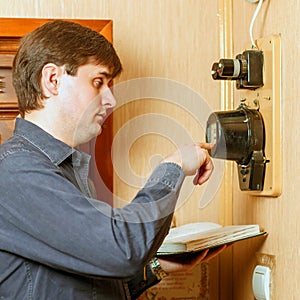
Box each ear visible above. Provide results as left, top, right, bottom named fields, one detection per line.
left=40, top=63, right=63, bottom=97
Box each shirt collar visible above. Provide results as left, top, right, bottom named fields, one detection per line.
left=14, top=118, right=78, bottom=165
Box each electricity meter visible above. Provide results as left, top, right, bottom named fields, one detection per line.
left=206, top=103, right=267, bottom=191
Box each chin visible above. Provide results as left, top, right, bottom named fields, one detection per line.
left=76, top=128, right=101, bottom=146
left=89, top=124, right=102, bottom=138
left=97, top=127, right=103, bottom=136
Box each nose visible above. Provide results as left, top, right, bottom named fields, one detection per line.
left=101, top=87, right=116, bottom=108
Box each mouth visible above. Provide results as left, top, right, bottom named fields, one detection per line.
left=96, top=112, right=107, bottom=124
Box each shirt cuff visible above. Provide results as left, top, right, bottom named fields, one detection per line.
left=145, top=162, right=185, bottom=191
left=126, top=264, right=161, bottom=299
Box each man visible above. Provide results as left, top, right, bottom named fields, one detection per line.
left=0, top=20, right=225, bottom=299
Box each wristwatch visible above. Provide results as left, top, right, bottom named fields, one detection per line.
left=149, top=257, right=168, bottom=281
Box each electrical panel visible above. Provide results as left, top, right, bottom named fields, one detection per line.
left=207, top=35, right=281, bottom=196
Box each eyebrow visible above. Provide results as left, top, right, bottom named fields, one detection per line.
left=98, top=71, right=113, bottom=79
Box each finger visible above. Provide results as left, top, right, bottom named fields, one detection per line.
left=193, top=155, right=214, bottom=185
left=186, top=249, right=210, bottom=267
left=194, top=164, right=213, bottom=185
left=196, top=142, right=215, bottom=150
left=194, top=249, right=209, bottom=262
left=203, top=245, right=227, bottom=261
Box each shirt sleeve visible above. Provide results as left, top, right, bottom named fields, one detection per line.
left=126, top=263, right=161, bottom=299
left=0, top=150, right=185, bottom=279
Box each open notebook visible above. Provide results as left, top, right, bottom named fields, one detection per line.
left=157, top=222, right=267, bottom=255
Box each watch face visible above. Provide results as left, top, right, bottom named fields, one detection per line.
left=150, top=258, right=168, bottom=280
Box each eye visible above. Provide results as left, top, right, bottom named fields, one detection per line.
left=94, top=79, right=103, bottom=89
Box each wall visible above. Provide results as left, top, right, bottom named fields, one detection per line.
left=0, top=0, right=223, bottom=298
left=230, top=0, right=300, bottom=299
left=2, top=0, right=298, bottom=299
left=0, top=0, right=221, bottom=216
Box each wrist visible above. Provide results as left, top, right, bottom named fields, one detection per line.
left=161, top=161, right=185, bottom=177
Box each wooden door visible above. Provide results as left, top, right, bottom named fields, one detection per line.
left=0, top=18, right=114, bottom=204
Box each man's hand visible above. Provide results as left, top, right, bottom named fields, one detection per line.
left=157, top=245, right=227, bottom=274
left=163, top=143, right=214, bottom=185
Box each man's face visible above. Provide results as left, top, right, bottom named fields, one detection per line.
left=57, top=63, right=116, bottom=146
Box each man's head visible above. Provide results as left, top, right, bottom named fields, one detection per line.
left=13, top=20, right=122, bottom=118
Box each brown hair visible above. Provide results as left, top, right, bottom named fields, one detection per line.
left=13, top=20, right=123, bottom=117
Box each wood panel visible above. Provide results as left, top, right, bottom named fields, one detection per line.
left=0, top=1, right=224, bottom=299
left=0, top=18, right=114, bottom=205
left=230, top=1, right=300, bottom=299
left=0, top=18, right=112, bottom=145
left=0, top=18, right=112, bottom=39
left=2, top=1, right=298, bottom=298
left=0, top=48, right=19, bottom=141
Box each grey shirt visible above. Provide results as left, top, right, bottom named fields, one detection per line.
left=0, top=118, right=185, bottom=299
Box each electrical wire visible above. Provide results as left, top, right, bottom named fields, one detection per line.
left=249, top=0, right=264, bottom=49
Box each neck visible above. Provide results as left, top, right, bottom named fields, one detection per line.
left=24, top=110, right=77, bottom=147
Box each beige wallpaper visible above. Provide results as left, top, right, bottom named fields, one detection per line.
left=231, top=0, right=300, bottom=299
left=0, top=0, right=222, bottom=223
left=3, top=0, right=298, bottom=298
left=0, top=2, right=224, bottom=299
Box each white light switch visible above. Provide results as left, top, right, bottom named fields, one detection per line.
left=252, top=265, right=271, bottom=300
